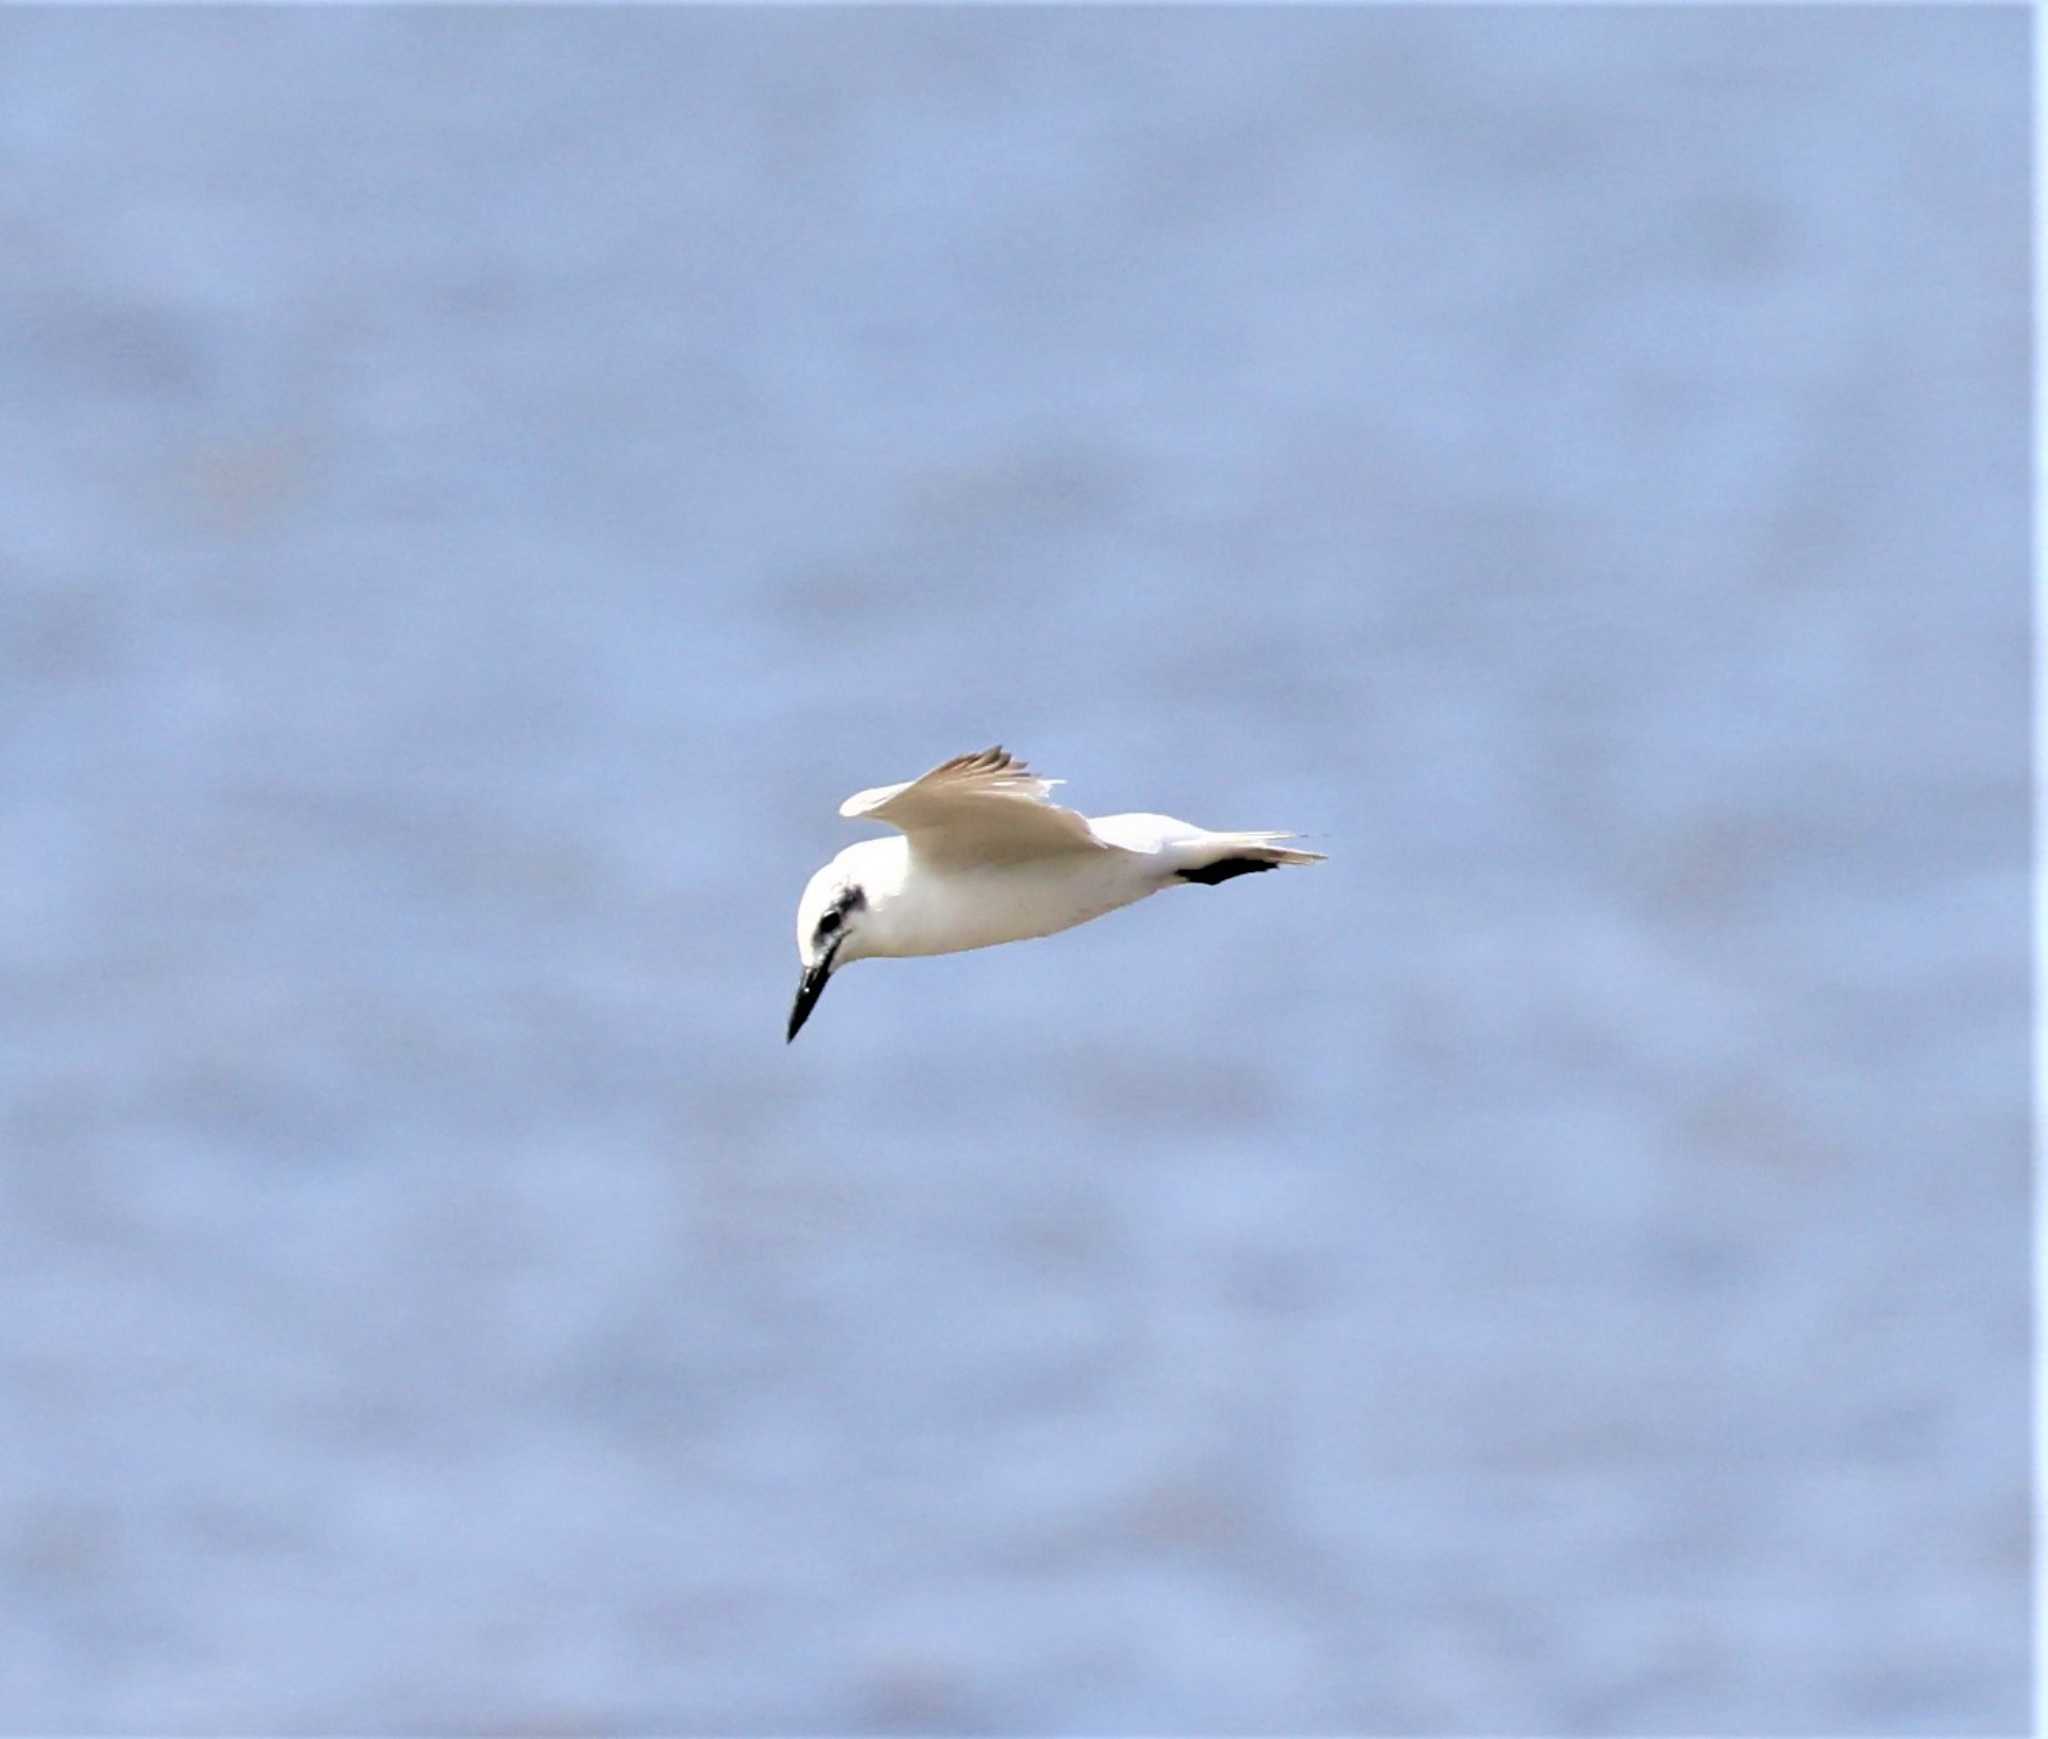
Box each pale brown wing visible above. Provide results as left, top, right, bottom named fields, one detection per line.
left=839, top=746, right=1107, bottom=863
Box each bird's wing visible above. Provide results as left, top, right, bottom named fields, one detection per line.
left=839, top=746, right=1109, bottom=863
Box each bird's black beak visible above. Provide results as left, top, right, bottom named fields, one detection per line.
left=786, top=955, right=835, bottom=1043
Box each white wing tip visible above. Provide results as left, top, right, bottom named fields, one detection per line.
left=838, top=785, right=894, bottom=819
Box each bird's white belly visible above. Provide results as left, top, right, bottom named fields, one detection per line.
left=889, top=856, right=1153, bottom=957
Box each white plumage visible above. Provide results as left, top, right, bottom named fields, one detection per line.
left=787, top=747, right=1323, bottom=1041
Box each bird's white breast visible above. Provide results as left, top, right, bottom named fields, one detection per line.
left=871, top=848, right=1155, bottom=959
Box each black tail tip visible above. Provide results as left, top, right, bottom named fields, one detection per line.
left=1177, top=855, right=1281, bottom=886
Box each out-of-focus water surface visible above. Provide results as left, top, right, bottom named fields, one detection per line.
left=0, top=10, right=2027, bottom=1733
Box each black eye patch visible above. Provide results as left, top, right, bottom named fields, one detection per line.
left=816, top=910, right=842, bottom=935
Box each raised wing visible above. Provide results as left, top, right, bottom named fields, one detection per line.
left=839, top=746, right=1107, bottom=863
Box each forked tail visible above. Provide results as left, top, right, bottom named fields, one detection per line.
left=1173, top=830, right=1325, bottom=886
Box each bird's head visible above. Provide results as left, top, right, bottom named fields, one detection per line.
left=788, top=861, right=869, bottom=1042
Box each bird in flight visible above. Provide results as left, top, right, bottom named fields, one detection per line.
left=788, top=746, right=1323, bottom=1041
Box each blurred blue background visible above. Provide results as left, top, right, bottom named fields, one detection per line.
left=0, top=9, right=2028, bottom=1733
